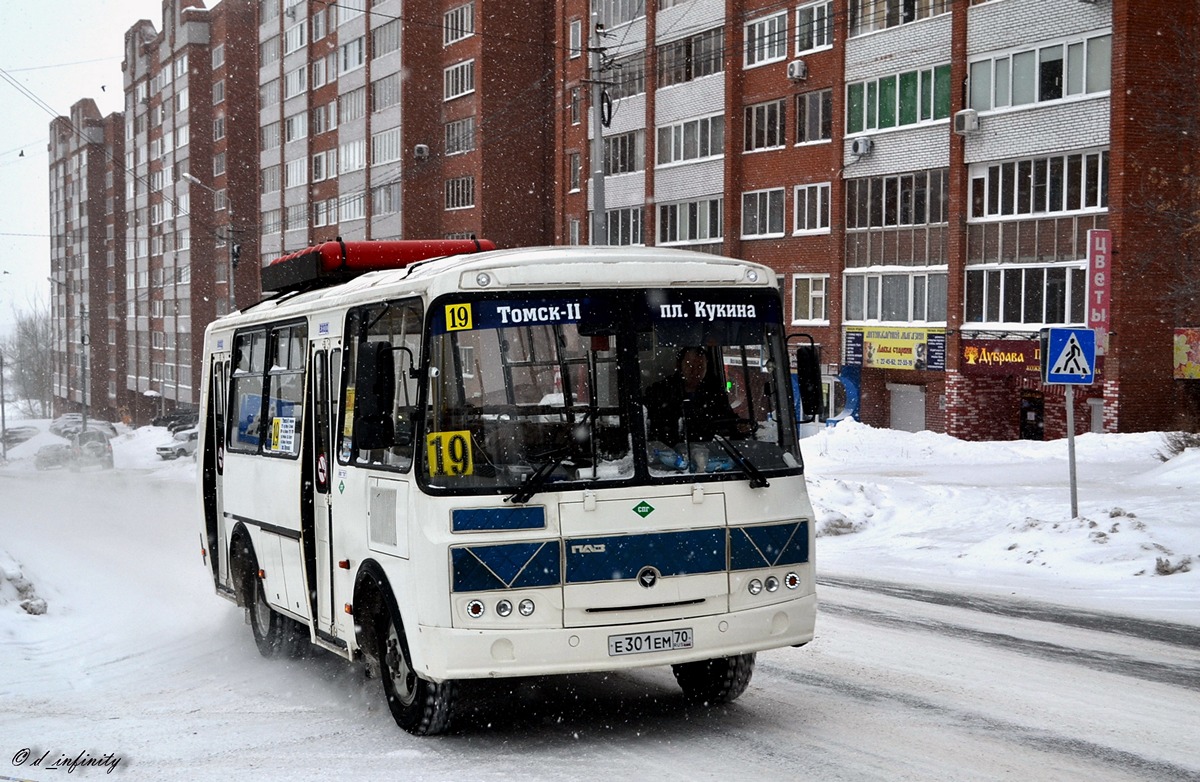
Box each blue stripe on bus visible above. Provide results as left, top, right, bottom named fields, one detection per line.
left=729, top=521, right=809, bottom=570
left=452, top=506, right=546, bottom=532
left=564, top=529, right=727, bottom=584
left=451, top=541, right=561, bottom=592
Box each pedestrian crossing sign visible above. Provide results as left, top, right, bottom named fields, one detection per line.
left=1041, top=328, right=1096, bottom=384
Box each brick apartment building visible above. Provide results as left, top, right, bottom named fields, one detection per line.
left=48, top=0, right=1198, bottom=437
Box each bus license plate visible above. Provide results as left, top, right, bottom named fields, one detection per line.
left=608, top=628, right=693, bottom=656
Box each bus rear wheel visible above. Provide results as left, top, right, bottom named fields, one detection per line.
left=375, top=602, right=455, bottom=735
left=671, top=653, right=756, bottom=705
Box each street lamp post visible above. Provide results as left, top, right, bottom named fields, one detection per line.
left=1, top=353, right=8, bottom=462
left=183, top=173, right=236, bottom=312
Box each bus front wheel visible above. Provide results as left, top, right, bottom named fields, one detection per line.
left=671, top=653, right=756, bottom=705
left=374, top=602, right=455, bottom=735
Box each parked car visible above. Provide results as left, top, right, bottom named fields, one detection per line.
left=71, top=429, right=114, bottom=470
left=34, top=443, right=73, bottom=471
left=152, top=408, right=196, bottom=428
left=49, top=413, right=83, bottom=437
left=2, top=426, right=39, bottom=447
left=156, top=428, right=199, bottom=460
left=167, top=413, right=199, bottom=434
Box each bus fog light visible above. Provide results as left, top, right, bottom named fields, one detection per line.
left=518, top=599, right=535, bottom=616
left=476, top=272, right=492, bottom=287
left=748, top=579, right=763, bottom=595
left=785, top=572, right=800, bottom=590
left=496, top=599, right=513, bottom=617
left=466, top=599, right=485, bottom=619
left=765, top=576, right=780, bottom=592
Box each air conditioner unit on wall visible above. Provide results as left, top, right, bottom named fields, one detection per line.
left=787, top=59, right=808, bottom=82
left=850, top=137, right=873, bottom=157
left=953, top=109, right=980, bottom=136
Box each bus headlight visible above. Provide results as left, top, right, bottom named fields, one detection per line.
left=748, top=579, right=763, bottom=595
left=765, top=576, right=780, bottom=592
left=518, top=599, right=535, bottom=616
left=496, top=599, right=513, bottom=617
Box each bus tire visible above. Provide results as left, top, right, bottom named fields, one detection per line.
left=242, top=549, right=302, bottom=659
left=374, top=599, right=455, bottom=736
left=671, top=652, right=756, bottom=706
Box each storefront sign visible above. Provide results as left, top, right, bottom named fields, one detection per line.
left=1087, top=229, right=1112, bottom=344
left=1175, top=328, right=1200, bottom=379
left=959, top=339, right=1041, bottom=377
left=844, top=327, right=946, bottom=371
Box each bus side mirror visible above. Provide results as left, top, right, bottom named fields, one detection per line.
left=355, top=341, right=396, bottom=451
left=795, top=344, right=822, bottom=423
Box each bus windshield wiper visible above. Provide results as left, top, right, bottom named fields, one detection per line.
left=506, top=447, right=571, bottom=504
left=713, top=435, right=769, bottom=489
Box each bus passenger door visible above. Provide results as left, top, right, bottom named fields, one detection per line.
left=309, top=345, right=340, bottom=641
left=205, top=355, right=231, bottom=590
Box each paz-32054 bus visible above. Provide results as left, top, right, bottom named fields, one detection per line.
left=197, top=241, right=819, bottom=735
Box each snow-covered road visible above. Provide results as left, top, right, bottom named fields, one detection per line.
left=2, top=465, right=1197, bottom=781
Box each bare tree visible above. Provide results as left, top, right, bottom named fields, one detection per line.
left=2, top=301, right=54, bottom=417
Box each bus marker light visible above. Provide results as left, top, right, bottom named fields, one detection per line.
left=258, top=569, right=266, bottom=580
left=518, top=599, right=535, bottom=617
left=785, top=572, right=800, bottom=589
left=344, top=603, right=353, bottom=615
left=496, top=600, right=513, bottom=617
left=466, top=600, right=485, bottom=618
left=338, top=560, right=351, bottom=569
left=748, top=579, right=763, bottom=595
left=765, top=576, right=780, bottom=592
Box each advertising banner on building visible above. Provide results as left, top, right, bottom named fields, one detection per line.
left=844, top=327, right=946, bottom=371
left=1087, top=229, right=1112, bottom=349
left=959, top=339, right=1042, bottom=378
left=1174, top=328, right=1200, bottom=379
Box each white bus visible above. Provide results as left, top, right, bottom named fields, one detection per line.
left=198, top=241, right=819, bottom=735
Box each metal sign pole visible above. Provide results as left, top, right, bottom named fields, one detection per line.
left=1065, top=384, right=1078, bottom=519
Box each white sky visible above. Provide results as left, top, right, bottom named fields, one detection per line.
left=0, top=0, right=164, bottom=338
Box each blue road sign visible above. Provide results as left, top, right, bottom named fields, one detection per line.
left=1042, top=328, right=1096, bottom=385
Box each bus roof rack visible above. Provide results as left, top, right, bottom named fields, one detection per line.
left=261, top=238, right=497, bottom=294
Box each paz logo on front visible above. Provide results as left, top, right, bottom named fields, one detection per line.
left=633, top=501, right=655, bottom=518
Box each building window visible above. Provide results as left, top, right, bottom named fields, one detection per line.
left=285, top=112, right=308, bottom=142
left=846, top=169, right=948, bottom=229
left=212, top=79, right=225, bottom=104
left=658, top=197, right=723, bottom=245
left=340, top=36, right=366, bottom=74
left=796, top=88, right=833, bottom=143
left=792, top=275, right=828, bottom=322
left=793, top=182, right=831, bottom=233
left=212, top=44, right=225, bottom=69
left=285, top=203, right=306, bottom=231
left=339, top=87, right=366, bottom=123
left=744, top=99, right=786, bottom=152
left=796, top=1, right=833, bottom=53
left=339, top=139, right=366, bottom=173
left=596, top=0, right=645, bottom=29
left=444, top=60, right=475, bottom=100
left=212, top=152, right=226, bottom=177
left=372, top=72, right=401, bottom=111
left=445, top=176, right=475, bottom=209
left=969, top=33, right=1111, bottom=112
left=849, top=0, right=949, bottom=38
left=444, top=2, right=475, bottom=46
left=284, top=21, right=307, bottom=54
left=371, top=127, right=402, bottom=165
left=965, top=265, right=1086, bottom=326
left=968, top=151, right=1108, bottom=218
left=656, top=114, right=724, bottom=165
left=845, top=269, right=948, bottom=322
left=374, top=18, right=401, bottom=58
left=260, top=37, right=280, bottom=67
left=568, top=218, right=581, bottom=245
left=340, top=192, right=365, bottom=221
left=285, top=158, right=307, bottom=188
left=603, top=130, right=644, bottom=174
left=657, top=28, right=724, bottom=87
left=745, top=12, right=788, bottom=68
left=847, top=64, right=952, bottom=133
left=263, top=165, right=282, bottom=193
left=569, top=19, right=583, bottom=58
left=606, top=207, right=643, bottom=245
left=312, top=150, right=336, bottom=182
left=445, top=116, right=476, bottom=155
left=608, top=54, right=646, bottom=101
left=742, top=188, right=785, bottom=238
left=285, top=65, right=308, bottom=100
left=570, top=87, right=581, bottom=124
left=372, top=182, right=401, bottom=215
left=568, top=152, right=581, bottom=191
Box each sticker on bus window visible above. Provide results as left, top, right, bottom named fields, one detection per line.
left=271, top=417, right=296, bottom=452
left=445, top=303, right=473, bottom=332
left=426, top=430, right=474, bottom=477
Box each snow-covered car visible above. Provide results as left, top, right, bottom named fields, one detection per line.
left=71, top=430, right=114, bottom=470
left=34, top=443, right=73, bottom=470
left=156, top=428, right=199, bottom=460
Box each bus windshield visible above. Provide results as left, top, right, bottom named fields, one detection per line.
left=421, top=288, right=801, bottom=496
